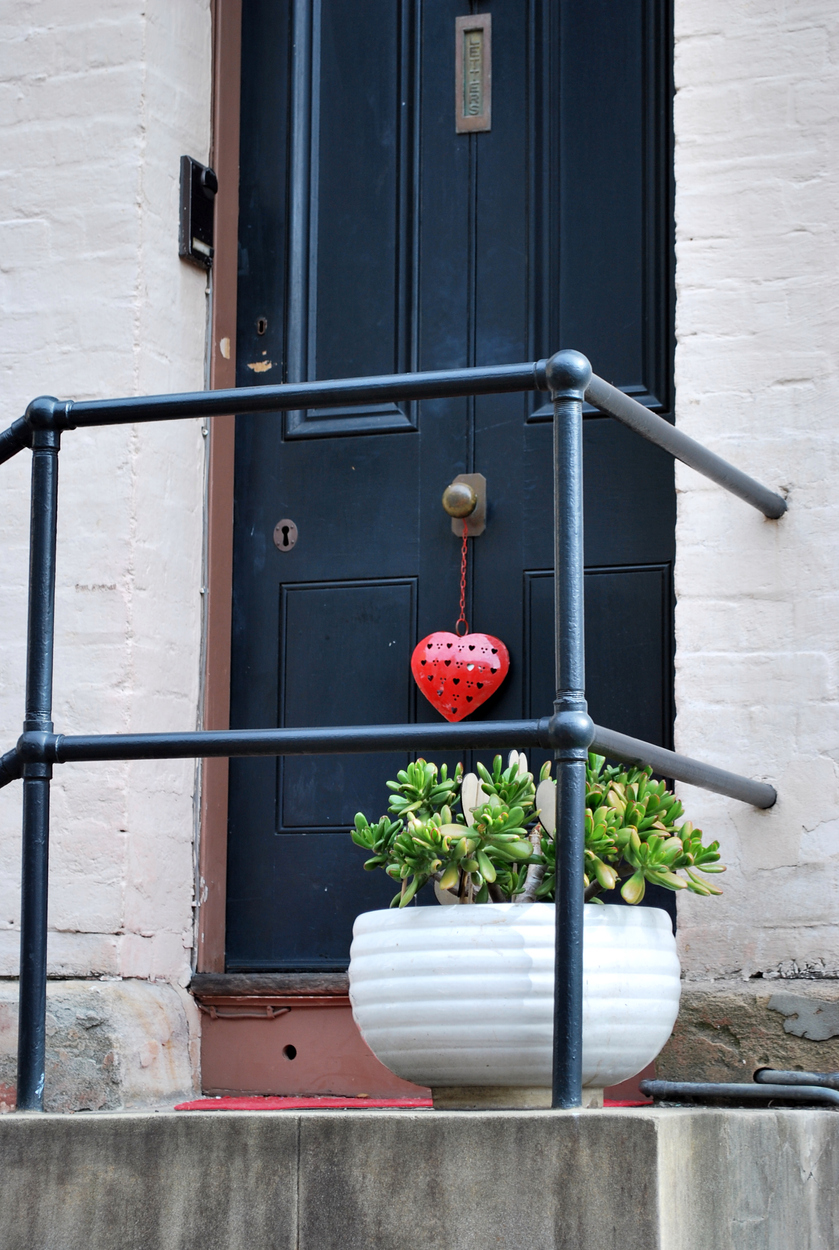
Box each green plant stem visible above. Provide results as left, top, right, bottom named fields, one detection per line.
left=515, top=830, right=545, bottom=901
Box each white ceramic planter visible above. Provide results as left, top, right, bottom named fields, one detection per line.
left=349, top=902, right=680, bottom=1091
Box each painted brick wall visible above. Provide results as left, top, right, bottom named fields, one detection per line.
left=672, top=0, right=839, bottom=979
left=0, top=2, right=211, bottom=987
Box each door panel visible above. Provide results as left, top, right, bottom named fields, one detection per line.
left=313, top=5, right=405, bottom=382
left=526, top=566, right=673, bottom=745
left=523, top=420, right=678, bottom=572
left=226, top=833, right=399, bottom=971
left=560, top=0, right=654, bottom=392
left=285, top=0, right=418, bottom=437
left=279, top=579, right=416, bottom=830
left=228, top=0, right=675, bottom=970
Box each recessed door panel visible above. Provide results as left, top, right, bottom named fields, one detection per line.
left=279, top=579, right=416, bottom=830
left=522, top=418, right=677, bottom=573
left=284, top=0, right=418, bottom=437
left=525, top=566, right=673, bottom=745
left=226, top=835, right=401, bottom=972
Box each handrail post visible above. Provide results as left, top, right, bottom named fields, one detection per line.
left=548, top=351, right=594, bottom=1110
left=16, top=408, right=61, bottom=1111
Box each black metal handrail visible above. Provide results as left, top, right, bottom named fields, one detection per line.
left=0, top=350, right=785, bottom=1111
left=0, top=721, right=777, bottom=808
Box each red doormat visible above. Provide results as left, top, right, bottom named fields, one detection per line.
left=175, top=1096, right=433, bottom=1111
left=175, top=1095, right=647, bottom=1111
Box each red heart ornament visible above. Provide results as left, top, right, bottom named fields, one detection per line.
left=411, top=632, right=510, bottom=722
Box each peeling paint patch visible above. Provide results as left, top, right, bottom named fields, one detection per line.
left=219, top=336, right=231, bottom=359
left=768, top=993, right=839, bottom=1041
left=246, top=360, right=273, bottom=373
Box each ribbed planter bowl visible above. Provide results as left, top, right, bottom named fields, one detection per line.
left=348, top=902, right=680, bottom=1093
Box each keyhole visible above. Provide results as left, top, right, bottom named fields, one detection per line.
left=256, top=316, right=268, bottom=335
left=273, top=519, right=298, bottom=551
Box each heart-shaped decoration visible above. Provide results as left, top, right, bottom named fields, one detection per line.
left=411, top=632, right=510, bottom=722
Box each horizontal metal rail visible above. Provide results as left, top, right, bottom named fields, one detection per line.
left=590, top=724, right=776, bottom=808
left=0, top=719, right=776, bottom=808
left=585, top=375, right=787, bottom=519
left=0, top=362, right=788, bottom=522
left=17, top=361, right=550, bottom=439
left=52, top=721, right=549, bottom=761
left=0, top=417, right=31, bottom=463
left=0, top=748, right=20, bottom=787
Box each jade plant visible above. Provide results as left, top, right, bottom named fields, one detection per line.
left=351, top=751, right=725, bottom=908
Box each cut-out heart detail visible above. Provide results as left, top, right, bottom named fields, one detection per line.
left=411, top=632, right=510, bottom=722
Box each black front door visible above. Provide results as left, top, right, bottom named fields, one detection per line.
left=227, top=0, right=675, bottom=970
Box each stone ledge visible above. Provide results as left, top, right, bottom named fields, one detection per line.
left=658, top=979, right=839, bottom=1083
left=0, top=1108, right=836, bottom=1249
left=0, top=980, right=199, bottom=1113
left=190, top=971, right=349, bottom=998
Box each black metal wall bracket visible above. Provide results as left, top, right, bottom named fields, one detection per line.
left=178, top=155, right=218, bottom=268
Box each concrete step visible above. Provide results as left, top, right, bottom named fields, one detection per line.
left=0, top=1107, right=836, bottom=1249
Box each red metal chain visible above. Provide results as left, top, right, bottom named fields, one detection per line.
left=455, top=519, right=469, bottom=636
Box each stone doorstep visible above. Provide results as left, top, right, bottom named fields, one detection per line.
left=657, top=978, right=839, bottom=1083
left=0, top=1108, right=837, bottom=1250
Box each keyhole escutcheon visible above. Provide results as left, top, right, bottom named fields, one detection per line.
left=273, top=519, right=298, bottom=551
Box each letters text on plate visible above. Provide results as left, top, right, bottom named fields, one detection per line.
left=455, top=14, right=491, bottom=133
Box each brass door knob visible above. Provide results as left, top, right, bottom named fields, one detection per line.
left=441, top=473, right=486, bottom=535
left=442, top=480, right=478, bottom=518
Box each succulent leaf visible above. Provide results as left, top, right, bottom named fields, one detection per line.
left=352, top=751, right=723, bottom=906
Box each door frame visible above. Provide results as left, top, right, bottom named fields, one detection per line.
left=197, top=0, right=242, bottom=972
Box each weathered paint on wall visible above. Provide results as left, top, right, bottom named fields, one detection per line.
left=0, top=1, right=211, bottom=1101
left=673, top=0, right=839, bottom=1002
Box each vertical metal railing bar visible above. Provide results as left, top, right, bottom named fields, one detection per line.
left=16, top=425, right=60, bottom=1111
left=549, top=351, right=595, bottom=1110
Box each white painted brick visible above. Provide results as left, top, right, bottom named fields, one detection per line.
left=0, top=1, right=211, bottom=999
left=673, top=0, right=839, bottom=976
left=0, top=929, right=120, bottom=980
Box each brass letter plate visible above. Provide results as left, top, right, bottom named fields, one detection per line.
left=455, top=14, right=491, bottom=133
